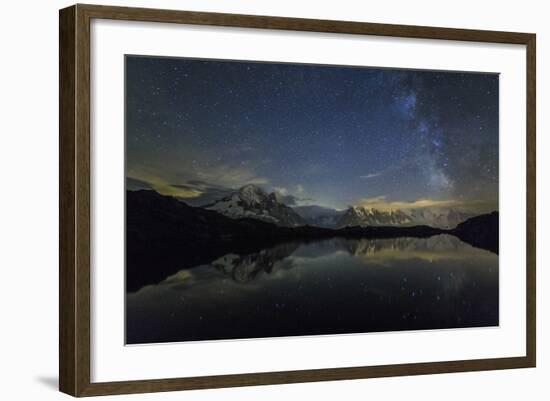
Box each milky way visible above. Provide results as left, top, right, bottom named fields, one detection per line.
left=126, top=55, right=498, bottom=212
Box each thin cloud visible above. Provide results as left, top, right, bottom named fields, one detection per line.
left=127, top=141, right=269, bottom=198
left=126, top=177, right=153, bottom=190
left=357, top=195, right=482, bottom=211
left=359, top=172, right=382, bottom=179
left=273, top=185, right=312, bottom=206
left=273, top=186, right=288, bottom=196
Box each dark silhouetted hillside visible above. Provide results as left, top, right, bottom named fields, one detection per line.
left=451, top=211, right=499, bottom=254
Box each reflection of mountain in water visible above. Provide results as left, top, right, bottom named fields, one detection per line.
left=344, top=235, right=467, bottom=258
left=127, top=232, right=498, bottom=344
left=173, top=235, right=490, bottom=286
left=212, top=242, right=299, bottom=283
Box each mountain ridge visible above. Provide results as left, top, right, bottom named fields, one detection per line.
left=201, top=184, right=474, bottom=230
left=335, top=205, right=474, bottom=229
left=204, top=184, right=305, bottom=227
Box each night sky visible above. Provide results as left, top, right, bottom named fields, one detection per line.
left=126, top=56, right=498, bottom=212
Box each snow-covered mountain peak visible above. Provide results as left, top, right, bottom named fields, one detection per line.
left=238, top=184, right=268, bottom=204
left=204, top=185, right=305, bottom=227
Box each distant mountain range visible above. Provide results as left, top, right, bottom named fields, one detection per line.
left=335, top=205, right=474, bottom=229
left=201, top=184, right=474, bottom=229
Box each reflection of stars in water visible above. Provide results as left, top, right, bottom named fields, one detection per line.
left=126, top=236, right=498, bottom=343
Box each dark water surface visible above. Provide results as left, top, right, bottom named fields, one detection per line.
left=126, top=235, right=498, bottom=344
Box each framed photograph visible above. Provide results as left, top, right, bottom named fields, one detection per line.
left=59, top=4, right=536, bottom=397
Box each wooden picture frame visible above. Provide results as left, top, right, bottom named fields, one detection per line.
left=59, top=3, right=536, bottom=397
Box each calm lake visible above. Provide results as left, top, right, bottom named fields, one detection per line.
left=126, top=234, right=498, bottom=344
